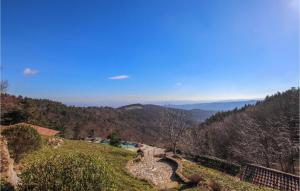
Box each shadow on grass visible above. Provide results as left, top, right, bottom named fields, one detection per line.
left=177, top=183, right=197, bottom=191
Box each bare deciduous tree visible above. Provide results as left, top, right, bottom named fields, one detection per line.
left=0, top=80, right=8, bottom=93
left=190, top=88, right=299, bottom=174
left=160, top=108, right=190, bottom=154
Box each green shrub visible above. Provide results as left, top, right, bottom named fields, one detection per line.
left=19, top=151, right=116, bottom=191
left=107, top=130, right=121, bottom=147
left=1, top=125, right=42, bottom=162
left=195, top=155, right=241, bottom=176
left=0, top=110, right=28, bottom=126
left=0, top=180, right=15, bottom=191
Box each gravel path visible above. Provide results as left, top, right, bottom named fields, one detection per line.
left=127, top=144, right=179, bottom=189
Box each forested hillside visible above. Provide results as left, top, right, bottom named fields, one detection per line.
left=0, top=94, right=213, bottom=146
left=1, top=88, right=298, bottom=175
left=187, top=88, right=299, bottom=174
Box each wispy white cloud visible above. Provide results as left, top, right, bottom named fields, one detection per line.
left=175, top=82, right=182, bottom=86
left=23, top=68, right=38, bottom=76
left=108, top=75, right=129, bottom=80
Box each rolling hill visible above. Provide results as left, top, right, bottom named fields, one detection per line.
left=0, top=94, right=214, bottom=146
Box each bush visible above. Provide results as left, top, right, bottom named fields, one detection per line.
left=1, top=110, right=28, bottom=125
left=195, top=155, right=241, bottom=176
left=19, top=152, right=115, bottom=191
left=0, top=181, right=14, bottom=191
left=107, top=130, right=121, bottom=147
left=188, top=174, right=204, bottom=185
left=1, top=125, right=42, bottom=162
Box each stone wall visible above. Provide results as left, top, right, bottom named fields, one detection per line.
left=241, top=163, right=299, bottom=191
left=165, top=154, right=190, bottom=184
left=0, top=136, right=19, bottom=187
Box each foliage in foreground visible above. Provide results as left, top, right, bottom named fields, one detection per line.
left=1, top=124, right=42, bottom=162
left=107, top=130, right=121, bottom=147
left=182, top=161, right=276, bottom=191
left=0, top=180, right=14, bottom=191
left=20, top=140, right=155, bottom=191
left=19, top=151, right=114, bottom=191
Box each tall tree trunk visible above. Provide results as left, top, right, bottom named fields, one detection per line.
left=279, top=155, right=284, bottom=171
left=263, top=151, right=270, bottom=167
left=173, top=143, right=177, bottom=154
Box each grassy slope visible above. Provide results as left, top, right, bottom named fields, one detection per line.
left=182, top=160, right=276, bottom=191
left=20, top=140, right=155, bottom=191
left=19, top=140, right=277, bottom=191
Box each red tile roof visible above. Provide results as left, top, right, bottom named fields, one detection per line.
left=1, top=123, right=60, bottom=136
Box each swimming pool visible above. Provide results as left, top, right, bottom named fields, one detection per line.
left=120, top=143, right=137, bottom=149
left=99, top=140, right=137, bottom=149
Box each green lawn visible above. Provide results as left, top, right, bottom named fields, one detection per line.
left=20, top=140, right=156, bottom=191
left=19, top=140, right=278, bottom=191
left=181, top=160, right=276, bottom=191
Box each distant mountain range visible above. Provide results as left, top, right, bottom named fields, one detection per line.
left=118, top=103, right=215, bottom=123
left=165, top=100, right=258, bottom=111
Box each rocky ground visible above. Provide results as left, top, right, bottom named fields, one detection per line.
left=0, top=136, right=19, bottom=187
left=127, top=144, right=179, bottom=189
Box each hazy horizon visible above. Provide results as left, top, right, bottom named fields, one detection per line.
left=63, top=98, right=261, bottom=108
left=9, top=91, right=266, bottom=108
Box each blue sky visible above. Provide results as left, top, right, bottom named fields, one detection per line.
left=2, top=0, right=299, bottom=106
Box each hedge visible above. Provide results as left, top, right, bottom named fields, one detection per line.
left=1, top=124, right=42, bottom=162
left=195, top=155, right=241, bottom=176
left=19, top=151, right=116, bottom=191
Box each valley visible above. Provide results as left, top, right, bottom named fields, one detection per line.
left=0, top=94, right=214, bottom=146
left=0, top=88, right=299, bottom=191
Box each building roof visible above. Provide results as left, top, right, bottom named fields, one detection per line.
left=1, top=123, right=60, bottom=136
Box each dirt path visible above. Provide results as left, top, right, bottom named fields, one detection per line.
left=127, top=144, right=179, bottom=189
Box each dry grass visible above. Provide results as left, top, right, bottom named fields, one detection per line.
left=181, top=160, right=277, bottom=191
